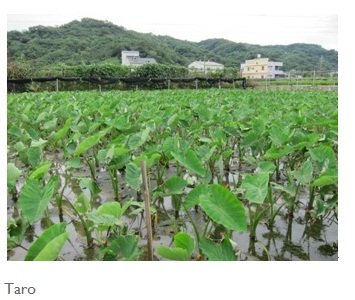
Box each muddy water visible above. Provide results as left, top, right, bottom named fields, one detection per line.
left=7, top=153, right=338, bottom=261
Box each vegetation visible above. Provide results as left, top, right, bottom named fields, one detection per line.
left=8, top=18, right=338, bottom=78
left=7, top=89, right=338, bottom=261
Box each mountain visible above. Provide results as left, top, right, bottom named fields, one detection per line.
left=7, top=18, right=338, bottom=72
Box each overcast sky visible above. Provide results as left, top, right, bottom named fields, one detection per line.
left=6, top=1, right=339, bottom=50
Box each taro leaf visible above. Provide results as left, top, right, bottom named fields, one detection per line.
left=103, top=235, right=141, bottom=261
left=258, top=161, right=276, bottom=174
left=74, top=133, right=101, bottom=156
left=241, top=173, right=269, bottom=204
left=43, top=118, right=57, bottom=130
left=128, top=128, right=151, bottom=150
left=171, top=148, right=206, bottom=177
left=291, top=160, right=313, bottom=185
left=199, top=184, right=247, bottom=232
left=97, top=145, right=115, bottom=164
left=311, top=170, right=338, bottom=187
left=96, top=202, right=123, bottom=219
left=199, top=238, right=237, bottom=261
left=269, top=125, right=291, bottom=146
left=162, top=136, right=179, bottom=159
left=270, top=182, right=297, bottom=197
left=174, top=232, right=195, bottom=256
left=184, top=184, right=209, bottom=209
left=25, top=222, right=69, bottom=261
left=7, top=163, right=22, bottom=190
left=19, top=178, right=58, bottom=224
left=196, top=144, right=217, bottom=164
left=156, top=246, right=190, bottom=261
left=7, top=218, right=27, bottom=250
left=28, top=161, right=52, bottom=181
left=73, top=193, right=91, bottom=214
left=163, top=176, right=188, bottom=195
left=74, top=128, right=110, bottom=156
left=65, top=157, right=83, bottom=170
left=53, top=119, right=72, bottom=141
left=31, top=138, right=48, bottom=148
left=27, top=147, right=42, bottom=168
left=106, top=115, right=132, bottom=131
left=77, top=177, right=101, bottom=197
left=262, top=145, right=294, bottom=160
left=309, top=145, right=337, bottom=171
left=125, top=162, right=142, bottom=191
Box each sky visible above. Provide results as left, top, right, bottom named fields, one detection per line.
left=6, top=2, right=339, bottom=50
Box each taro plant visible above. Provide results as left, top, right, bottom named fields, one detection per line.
left=24, top=222, right=69, bottom=261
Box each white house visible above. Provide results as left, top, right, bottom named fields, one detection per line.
left=188, top=60, right=224, bottom=73
left=241, top=54, right=286, bottom=79
left=121, top=50, right=157, bottom=66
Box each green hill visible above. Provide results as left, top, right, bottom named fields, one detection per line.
left=7, top=17, right=338, bottom=73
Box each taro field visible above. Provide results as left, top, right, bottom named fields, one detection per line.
left=7, top=89, right=338, bottom=261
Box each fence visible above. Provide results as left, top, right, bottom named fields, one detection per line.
left=7, top=76, right=246, bottom=93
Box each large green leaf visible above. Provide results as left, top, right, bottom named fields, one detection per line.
left=156, top=246, right=190, bottom=261
left=163, top=176, right=188, bottom=195
left=241, top=173, right=269, bottom=204
left=171, top=148, right=206, bottom=177
left=200, top=238, right=237, bottom=261
left=125, top=162, right=142, bottom=190
left=25, top=222, right=69, bottom=261
left=184, top=184, right=209, bottom=209
left=173, top=232, right=195, bottom=255
left=102, top=235, right=142, bottom=261
left=291, top=160, right=313, bottom=185
left=28, top=161, right=52, bottom=180
left=18, top=178, right=58, bottom=224
left=199, top=184, right=247, bottom=232
left=96, top=202, right=123, bottom=219
left=74, top=128, right=110, bottom=156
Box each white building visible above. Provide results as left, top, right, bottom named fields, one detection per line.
left=188, top=61, right=224, bottom=73
left=241, top=54, right=286, bottom=79
left=121, top=50, right=157, bottom=66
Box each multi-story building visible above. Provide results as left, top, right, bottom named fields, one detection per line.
left=121, top=50, right=157, bottom=66
left=241, top=54, right=286, bottom=79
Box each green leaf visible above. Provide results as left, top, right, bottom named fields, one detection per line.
left=156, top=246, right=190, bottom=261
left=25, top=222, right=69, bottom=261
left=200, top=238, right=237, bottom=261
left=77, top=177, right=101, bottom=197
left=31, top=138, right=48, bottom=148
left=96, top=202, right=123, bottom=219
left=199, top=184, right=247, bottom=232
left=103, top=235, right=141, bottom=261
left=258, top=161, right=276, bottom=174
left=172, top=148, right=206, bottom=177
left=125, top=162, right=142, bottom=190
left=241, top=173, right=269, bottom=204
left=184, top=184, right=209, bottom=209
left=311, top=175, right=337, bottom=187
left=19, top=179, right=57, bottom=224
left=74, top=133, right=101, bottom=156
left=28, top=161, right=52, bottom=180
left=174, top=232, right=195, bottom=256
left=7, top=163, right=22, bottom=189
left=263, top=145, right=294, bottom=160
left=73, top=193, right=91, bottom=214
left=128, top=128, right=151, bottom=150
left=163, top=176, right=188, bottom=195
left=291, top=160, right=313, bottom=184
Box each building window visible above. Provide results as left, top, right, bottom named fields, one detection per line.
left=262, top=66, right=264, bottom=70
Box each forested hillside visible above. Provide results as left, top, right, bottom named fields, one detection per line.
left=7, top=18, right=338, bottom=75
